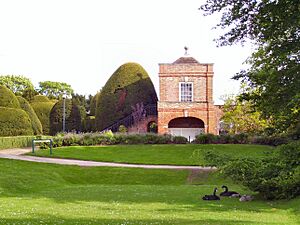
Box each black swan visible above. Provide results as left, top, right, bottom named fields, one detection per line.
left=202, top=187, right=220, bottom=200
left=220, top=185, right=239, bottom=197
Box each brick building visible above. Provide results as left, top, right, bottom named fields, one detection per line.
left=157, top=53, right=220, bottom=140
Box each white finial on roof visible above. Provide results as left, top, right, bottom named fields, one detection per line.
left=184, top=46, right=189, bottom=56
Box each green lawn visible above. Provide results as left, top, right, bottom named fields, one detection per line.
left=28, top=144, right=273, bottom=165
left=0, top=158, right=299, bottom=224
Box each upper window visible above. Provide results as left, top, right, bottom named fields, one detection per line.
left=179, top=82, right=193, bottom=102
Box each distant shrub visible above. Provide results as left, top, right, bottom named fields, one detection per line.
left=172, top=136, right=188, bottom=144
left=194, top=133, right=218, bottom=144
left=17, top=96, right=43, bottom=135
left=0, top=107, right=33, bottom=136
left=0, top=85, right=20, bottom=108
left=251, top=134, right=290, bottom=146
left=118, top=125, right=127, bottom=133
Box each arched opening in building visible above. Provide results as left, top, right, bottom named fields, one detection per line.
left=147, top=121, right=158, bottom=133
left=168, top=117, right=205, bottom=141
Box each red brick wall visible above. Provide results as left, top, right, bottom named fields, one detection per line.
left=158, top=61, right=219, bottom=135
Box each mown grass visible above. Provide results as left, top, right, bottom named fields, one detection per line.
left=28, top=144, right=273, bottom=165
left=0, top=158, right=299, bottom=224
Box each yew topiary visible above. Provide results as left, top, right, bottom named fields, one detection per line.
left=0, top=85, right=20, bottom=108
left=0, top=107, right=33, bottom=136
left=30, top=95, right=55, bottom=135
left=49, top=99, right=82, bottom=135
left=95, top=62, right=158, bottom=131
left=31, top=95, right=51, bottom=103
left=17, top=96, right=43, bottom=135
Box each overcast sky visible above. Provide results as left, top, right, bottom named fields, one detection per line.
left=0, top=0, right=253, bottom=104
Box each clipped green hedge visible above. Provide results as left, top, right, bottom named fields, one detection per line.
left=17, top=96, right=43, bottom=135
left=50, top=99, right=82, bottom=135
left=95, top=62, right=158, bottom=131
left=31, top=98, right=55, bottom=135
left=31, top=95, right=51, bottom=103
left=0, top=107, right=33, bottom=136
left=0, top=85, right=20, bottom=108
left=0, top=136, right=35, bottom=150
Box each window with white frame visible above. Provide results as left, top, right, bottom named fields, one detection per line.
left=179, top=82, right=193, bottom=102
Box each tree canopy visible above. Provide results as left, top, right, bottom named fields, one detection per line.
left=200, top=0, right=300, bottom=133
left=220, top=94, right=268, bottom=134
left=0, top=75, right=36, bottom=100
left=38, top=81, right=74, bottom=100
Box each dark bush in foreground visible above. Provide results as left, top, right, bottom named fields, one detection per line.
left=202, top=141, right=300, bottom=200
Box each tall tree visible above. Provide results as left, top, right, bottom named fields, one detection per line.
left=200, top=0, right=300, bottom=132
left=0, top=75, right=36, bottom=100
left=221, top=94, right=268, bottom=134
left=38, top=81, right=74, bottom=100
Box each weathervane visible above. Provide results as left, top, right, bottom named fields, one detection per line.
left=184, top=46, right=189, bottom=55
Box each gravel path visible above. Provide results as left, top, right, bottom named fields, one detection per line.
left=0, top=148, right=216, bottom=171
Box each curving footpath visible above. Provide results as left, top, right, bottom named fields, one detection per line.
left=0, top=148, right=216, bottom=171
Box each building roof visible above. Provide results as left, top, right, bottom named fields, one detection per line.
left=173, top=56, right=200, bottom=64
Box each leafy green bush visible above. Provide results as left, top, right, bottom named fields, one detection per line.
left=251, top=134, right=290, bottom=146
left=49, top=99, right=82, bottom=135
left=95, top=62, right=158, bottom=131
left=203, top=141, right=300, bottom=200
left=0, top=136, right=36, bottom=149
left=30, top=96, right=55, bottom=135
left=0, top=85, right=20, bottom=108
left=0, top=107, right=33, bottom=136
left=172, top=136, right=188, bottom=144
left=118, top=125, right=127, bottom=133
left=193, top=133, right=218, bottom=144
left=47, top=132, right=178, bottom=147
left=17, top=96, right=43, bottom=135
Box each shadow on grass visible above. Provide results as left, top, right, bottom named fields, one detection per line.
left=0, top=216, right=278, bottom=225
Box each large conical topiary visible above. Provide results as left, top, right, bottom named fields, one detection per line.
left=95, top=62, right=158, bottom=131
left=30, top=95, right=55, bottom=135
left=50, top=99, right=82, bottom=135
left=17, top=96, right=43, bottom=135
left=0, top=85, right=20, bottom=108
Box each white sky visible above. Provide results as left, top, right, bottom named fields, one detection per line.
left=0, top=0, right=253, bottom=104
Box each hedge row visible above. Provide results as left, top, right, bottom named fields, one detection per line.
left=43, top=132, right=188, bottom=148
left=194, top=133, right=290, bottom=146
left=0, top=136, right=36, bottom=150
